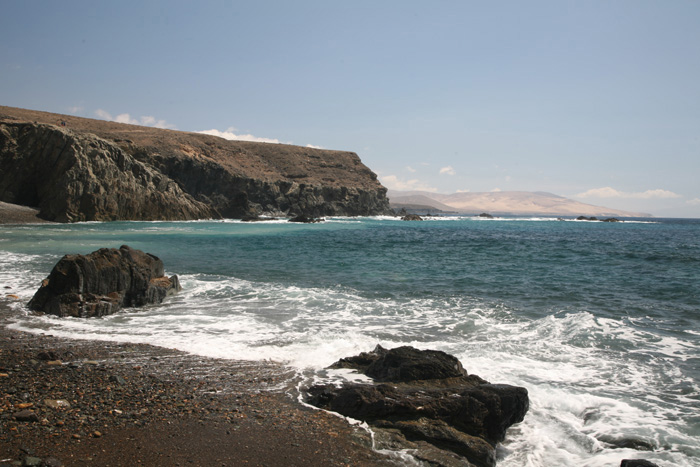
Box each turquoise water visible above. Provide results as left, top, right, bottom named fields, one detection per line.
left=1, top=216, right=699, bottom=466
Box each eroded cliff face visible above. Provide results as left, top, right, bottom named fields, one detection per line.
left=0, top=122, right=214, bottom=222
left=0, top=106, right=393, bottom=221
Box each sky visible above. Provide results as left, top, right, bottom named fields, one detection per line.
left=2, top=1, right=699, bottom=217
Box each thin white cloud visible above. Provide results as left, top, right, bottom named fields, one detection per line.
left=439, top=165, right=456, bottom=176
left=576, top=186, right=681, bottom=199
left=456, top=189, right=471, bottom=193
left=687, top=198, right=700, bottom=206
left=306, top=144, right=324, bottom=149
left=95, top=109, right=111, bottom=120
left=406, top=166, right=416, bottom=173
left=380, top=175, right=437, bottom=192
left=95, top=109, right=176, bottom=129
left=491, top=188, right=502, bottom=192
left=197, top=127, right=287, bottom=144
left=68, top=105, right=84, bottom=114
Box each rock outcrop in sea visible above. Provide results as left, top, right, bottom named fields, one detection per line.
left=28, top=245, right=181, bottom=317
left=0, top=106, right=393, bottom=222
left=306, top=345, right=529, bottom=467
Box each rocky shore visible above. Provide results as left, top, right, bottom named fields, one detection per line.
left=0, top=303, right=394, bottom=467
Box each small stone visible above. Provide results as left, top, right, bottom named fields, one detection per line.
left=46, top=360, right=63, bottom=366
left=84, top=361, right=99, bottom=366
left=37, top=351, right=59, bottom=361
left=93, top=430, right=102, bottom=438
left=109, top=375, right=126, bottom=385
left=42, top=458, right=63, bottom=467
left=72, top=434, right=81, bottom=440
left=44, top=399, right=71, bottom=410
left=0, top=373, right=9, bottom=377
left=22, top=456, right=42, bottom=467
left=14, top=410, right=39, bottom=423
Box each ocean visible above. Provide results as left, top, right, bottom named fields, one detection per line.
left=1, top=216, right=698, bottom=466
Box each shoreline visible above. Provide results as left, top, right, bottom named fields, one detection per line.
left=0, top=302, right=394, bottom=466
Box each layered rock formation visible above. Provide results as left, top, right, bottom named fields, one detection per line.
left=0, top=106, right=392, bottom=222
left=28, top=245, right=181, bottom=317
left=307, top=345, right=529, bottom=467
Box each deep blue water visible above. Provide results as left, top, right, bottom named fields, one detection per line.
left=1, top=216, right=698, bottom=466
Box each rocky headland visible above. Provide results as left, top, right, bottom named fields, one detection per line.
left=0, top=106, right=392, bottom=222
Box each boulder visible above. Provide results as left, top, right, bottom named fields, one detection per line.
left=478, top=213, right=494, bottom=219
left=331, top=345, right=469, bottom=382
left=401, top=214, right=423, bottom=221
left=28, top=245, right=181, bottom=317
left=308, top=346, right=529, bottom=467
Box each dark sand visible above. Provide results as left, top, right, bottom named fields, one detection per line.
left=0, top=302, right=395, bottom=466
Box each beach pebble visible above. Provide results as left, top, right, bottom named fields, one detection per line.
left=42, top=458, right=63, bottom=467
left=14, top=410, right=39, bottom=423
left=43, top=399, right=71, bottom=410
left=36, top=351, right=59, bottom=361
left=21, top=456, right=41, bottom=467
left=109, top=375, right=126, bottom=385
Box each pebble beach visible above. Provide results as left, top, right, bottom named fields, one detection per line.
left=0, top=303, right=394, bottom=467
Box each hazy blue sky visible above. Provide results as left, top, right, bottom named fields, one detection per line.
left=2, top=1, right=699, bottom=217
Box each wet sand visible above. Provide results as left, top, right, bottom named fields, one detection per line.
left=0, top=302, right=395, bottom=466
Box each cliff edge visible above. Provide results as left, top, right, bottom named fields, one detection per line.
left=0, top=106, right=392, bottom=222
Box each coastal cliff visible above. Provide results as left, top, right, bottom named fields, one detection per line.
left=0, top=106, right=392, bottom=222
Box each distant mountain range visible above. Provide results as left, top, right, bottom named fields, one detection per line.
left=387, top=190, right=652, bottom=218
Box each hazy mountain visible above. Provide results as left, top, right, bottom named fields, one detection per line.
left=387, top=190, right=652, bottom=217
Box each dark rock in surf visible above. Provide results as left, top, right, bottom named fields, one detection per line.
left=620, top=460, right=660, bottom=467
left=602, top=217, right=621, bottom=222
left=288, top=214, right=324, bottom=223
left=331, top=345, right=468, bottom=382
left=478, top=213, right=494, bottom=219
left=28, top=245, right=181, bottom=318
left=308, top=345, right=529, bottom=467
left=401, top=214, right=423, bottom=221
